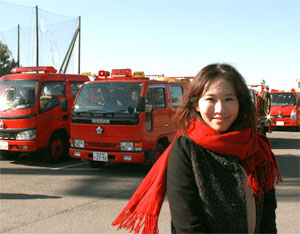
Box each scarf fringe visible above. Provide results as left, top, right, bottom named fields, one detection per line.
left=245, top=156, right=283, bottom=197
left=112, top=210, right=158, bottom=234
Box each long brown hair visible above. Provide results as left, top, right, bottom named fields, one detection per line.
left=175, top=63, right=257, bottom=132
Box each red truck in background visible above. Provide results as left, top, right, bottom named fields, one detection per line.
left=270, top=88, right=300, bottom=131
left=69, top=68, right=190, bottom=168
left=0, top=66, right=90, bottom=161
left=248, top=82, right=272, bottom=135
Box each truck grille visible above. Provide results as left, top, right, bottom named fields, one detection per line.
left=271, top=115, right=290, bottom=118
left=87, top=142, right=117, bottom=149
left=0, top=131, right=17, bottom=140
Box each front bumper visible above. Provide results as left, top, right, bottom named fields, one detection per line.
left=271, top=119, right=299, bottom=127
left=69, top=148, right=146, bottom=163
left=0, top=140, right=37, bottom=152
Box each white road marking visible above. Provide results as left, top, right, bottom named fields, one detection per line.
left=51, top=161, right=88, bottom=170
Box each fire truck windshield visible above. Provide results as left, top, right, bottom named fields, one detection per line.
left=73, top=82, right=143, bottom=114
left=0, top=80, right=39, bottom=111
left=271, top=93, right=296, bottom=106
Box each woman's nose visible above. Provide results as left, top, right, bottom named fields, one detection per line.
left=214, top=101, right=224, bottom=113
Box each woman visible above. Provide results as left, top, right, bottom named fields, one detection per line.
left=112, top=63, right=282, bottom=234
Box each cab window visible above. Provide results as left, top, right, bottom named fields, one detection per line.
left=170, top=86, right=183, bottom=108
left=146, top=87, right=166, bottom=110
left=39, top=82, right=66, bottom=113
left=70, top=82, right=84, bottom=99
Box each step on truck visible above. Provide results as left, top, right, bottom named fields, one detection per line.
left=248, top=82, right=272, bottom=135
left=0, top=66, right=90, bottom=161
left=69, top=68, right=190, bottom=168
left=270, top=88, right=300, bottom=131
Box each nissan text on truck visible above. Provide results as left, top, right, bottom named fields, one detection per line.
left=0, top=66, right=90, bottom=161
left=270, top=88, right=300, bottom=131
left=69, top=68, right=190, bottom=168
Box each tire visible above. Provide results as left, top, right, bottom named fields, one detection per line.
left=89, top=161, right=105, bottom=168
left=0, top=151, right=17, bottom=160
left=261, top=92, right=271, bottom=115
left=46, top=133, right=68, bottom=162
left=153, top=143, right=165, bottom=163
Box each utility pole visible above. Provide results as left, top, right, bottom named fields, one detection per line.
left=17, top=24, right=20, bottom=67
left=36, top=5, right=39, bottom=67
left=78, top=16, right=81, bottom=74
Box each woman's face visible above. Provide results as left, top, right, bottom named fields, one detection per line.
left=196, top=78, right=239, bottom=133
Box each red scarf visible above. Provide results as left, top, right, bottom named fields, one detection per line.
left=112, top=118, right=282, bottom=234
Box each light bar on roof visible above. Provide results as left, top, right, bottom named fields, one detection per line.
left=111, top=69, right=132, bottom=77
left=98, top=70, right=110, bottom=77
left=133, top=71, right=144, bottom=77
left=11, top=66, right=57, bottom=74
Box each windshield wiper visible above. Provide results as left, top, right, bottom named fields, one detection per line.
left=72, top=111, right=93, bottom=116
left=102, top=112, right=116, bottom=117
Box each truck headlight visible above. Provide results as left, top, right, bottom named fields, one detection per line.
left=16, top=129, right=36, bottom=140
left=74, top=139, right=85, bottom=148
left=120, top=142, right=134, bottom=151
left=291, top=110, right=297, bottom=120
left=120, top=142, right=143, bottom=151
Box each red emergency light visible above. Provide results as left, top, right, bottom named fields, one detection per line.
left=11, top=66, right=57, bottom=74
left=98, top=70, right=110, bottom=77
left=111, top=69, right=132, bottom=77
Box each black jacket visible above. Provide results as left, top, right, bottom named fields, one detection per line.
left=167, top=135, right=277, bottom=233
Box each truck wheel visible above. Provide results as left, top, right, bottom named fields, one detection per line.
left=89, top=161, right=105, bottom=168
left=153, top=143, right=165, bottom=162
left=262, top=92, right=271, bottom=115
left=1, top=151, right=17, bottom=160
left=46, top=133, right=68, bottom=162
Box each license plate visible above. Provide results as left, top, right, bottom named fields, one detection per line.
left=93, top=152, right=108, bottom=162
left=276, top=121, right=284, bottom=126
left=0, top=142, right=9, bottom=150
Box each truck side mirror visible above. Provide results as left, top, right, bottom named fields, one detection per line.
left=136, top=96, right=145, bottom=112
left=61, top=98, right=68, bottom=112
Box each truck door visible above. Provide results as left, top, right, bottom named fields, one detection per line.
left=37, top=81, right=67, bottom=148
left=145, top=85, right=170, bottom=134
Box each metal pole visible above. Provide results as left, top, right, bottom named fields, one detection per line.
left=36, top=5, right=39, bottom=67
left=78, top=16, right=81, bottom=74
left=59, top=26, right=79, bottom=73
left=64, top=27, right=79, bottom=73
left=17, top=24, right=20, bottom=67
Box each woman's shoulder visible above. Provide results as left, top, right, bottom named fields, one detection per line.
left=171, top=134, right=206, bottom=156
left=173, top=134, right=193, bottom=149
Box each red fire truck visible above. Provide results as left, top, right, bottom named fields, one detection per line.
left=248, top=82, right=271, bottom=135
left=270, top=88, right=300, bottom=131
left=0, top=66, right=90, bottom=161
left=69, top=68, right=190, bottom=167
